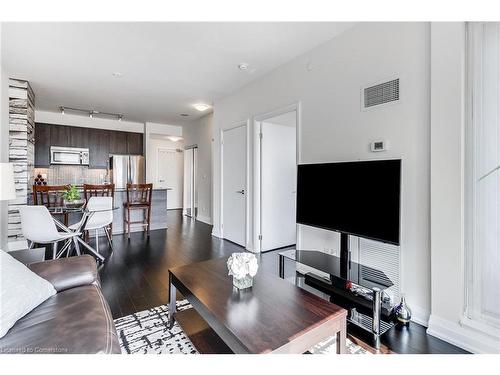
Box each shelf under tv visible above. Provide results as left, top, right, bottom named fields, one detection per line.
left=278, top=246, right=396, bottom=349
left=303, top=272, right=395, bottom=337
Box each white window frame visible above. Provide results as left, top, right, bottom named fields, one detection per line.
left=464, top=22, right=500, bottom=332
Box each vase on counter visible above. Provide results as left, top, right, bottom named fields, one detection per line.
left=393, top=295, right=412, bottom=326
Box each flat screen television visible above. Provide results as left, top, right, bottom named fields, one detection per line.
left=296, top=159, right=401, bottom=245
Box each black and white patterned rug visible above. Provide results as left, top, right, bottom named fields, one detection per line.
left=114, top=300, right=369, bottom=354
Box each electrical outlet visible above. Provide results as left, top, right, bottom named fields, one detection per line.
left=324, top=248, right=339, bottom=256
left=324, top=247, right=334, bottom=255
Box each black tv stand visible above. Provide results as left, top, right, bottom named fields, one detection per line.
left=340, top=232, right=350, bottom=279
left=278, top=247, right=395, bottom=349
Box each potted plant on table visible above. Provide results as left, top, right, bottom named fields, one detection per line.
left=63, top=185, right=84, bottom=208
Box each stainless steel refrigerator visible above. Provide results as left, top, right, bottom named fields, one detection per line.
left=109, top=155, right=145, bottom=189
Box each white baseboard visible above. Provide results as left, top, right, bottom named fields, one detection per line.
left=211, top=227, right=222, bottom=238
left=7, top=240, right=28, bottom=251
left=410, top=305, right=430, bottom=327
left=245, top=242, right=257, bottom=253
left=196, top=215, right=212, bottom=225
left=427, top=314, right=500, bottom=353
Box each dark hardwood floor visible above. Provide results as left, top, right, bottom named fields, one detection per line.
left=96, top=209, right=468, bottom=354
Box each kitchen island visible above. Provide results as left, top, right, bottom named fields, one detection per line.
left=29, top=186, right=173, bottom=235
left=112, top=188, right=172, bottom=234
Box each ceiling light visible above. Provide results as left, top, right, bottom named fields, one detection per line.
left=193, top=103, right=210, bottom=112
left=60, top=106, right=65, bottom=115
left=238, top=63, right=249, bottom=71
left=168, top=136, right=183, bottom=142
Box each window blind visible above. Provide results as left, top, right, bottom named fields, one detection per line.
left=358, top=237, right=401, bottom=304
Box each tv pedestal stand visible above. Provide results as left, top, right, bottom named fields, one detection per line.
left=278, top=234, right=394, bottom=350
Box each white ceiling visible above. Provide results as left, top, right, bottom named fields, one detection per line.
left=1, top=22, right=354, bottom=125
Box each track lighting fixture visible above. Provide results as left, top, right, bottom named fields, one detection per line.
left=59, top=106, right=123, bottom=122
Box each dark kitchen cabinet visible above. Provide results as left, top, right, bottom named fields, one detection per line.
left=34, top=123, right=50, bottom=167
left=50, top=124, right=71, bottom=147
left=69, top=126, right=89, bottom=148
left=127, top=132, right=143, bottom=155
left=34, top=122, right=144, bottom=167
left=109, top=131, right=128, bottom=154
left=89, top=128, right=110, bottom=169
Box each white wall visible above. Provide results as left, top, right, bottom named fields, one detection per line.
left=428, top=22, right=500, bottom=354
left=35, top=110, right=144, bottom=133
left=146, top=136, right=184, bottom=209
left=0, top=24, right=10, bottom=251
left=35, top=112, right=186, bottom=137
left=213, top=22, right=431, bottom=321
left=182, top=113, right=213, bottom=224
left=144, top=121, right=183, bottom=185
left=144, top=122, right=182, bottom=137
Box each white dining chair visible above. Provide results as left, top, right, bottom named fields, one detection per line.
left=70, top=196, right=113, bottom=253
left=19, top=205, right=81, bottom=259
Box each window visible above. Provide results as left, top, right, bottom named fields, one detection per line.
left=465, top=22, right=500, bottom=329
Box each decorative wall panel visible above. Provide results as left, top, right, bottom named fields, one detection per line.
left=8, top=79, right=34, bottom=244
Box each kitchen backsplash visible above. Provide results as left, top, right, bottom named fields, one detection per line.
left=32, top=165, right=109, bottom=186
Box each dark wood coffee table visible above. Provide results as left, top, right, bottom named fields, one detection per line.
left=168, top=256, right=347, bottom=354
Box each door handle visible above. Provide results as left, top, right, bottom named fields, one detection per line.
left=236, top=189, right=245, bottom=195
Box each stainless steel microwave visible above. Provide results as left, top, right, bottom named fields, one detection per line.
left=50, top=146, right=90, bottom=165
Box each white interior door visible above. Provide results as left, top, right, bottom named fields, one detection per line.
left=222, top=125, right=247, bottom=246
left=183, top=149, right=193, bottom=216
left=183, top=147, right=197, bottom=218
left=157, top=147, right=183, bottom=209
left=261, top=119, right=296, bottom=251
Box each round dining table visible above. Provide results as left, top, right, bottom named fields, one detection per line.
left=47, top=205, right=119, bottom=263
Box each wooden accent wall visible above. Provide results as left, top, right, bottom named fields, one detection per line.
left=8, top=79, right=35, bottom=244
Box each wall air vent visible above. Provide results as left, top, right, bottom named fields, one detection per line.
left=363, top=78, right=400, bottom=109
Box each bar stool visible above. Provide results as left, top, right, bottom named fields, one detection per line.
left=123, top=183, right=153, bottom=239
left=83, top=183, right=115, bottom=238
left=32, top=185, right=70, bottom=226
left=83, top=184, right=115, bottom=200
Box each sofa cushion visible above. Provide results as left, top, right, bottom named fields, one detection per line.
left=28, top=255, right=99, bottom=292
left=0, top=250, right=56, bottom=338
left=0, top=284, right=121, bottom=353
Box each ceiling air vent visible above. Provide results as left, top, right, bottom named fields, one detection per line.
left=363, top=78, right=399, bottom=109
